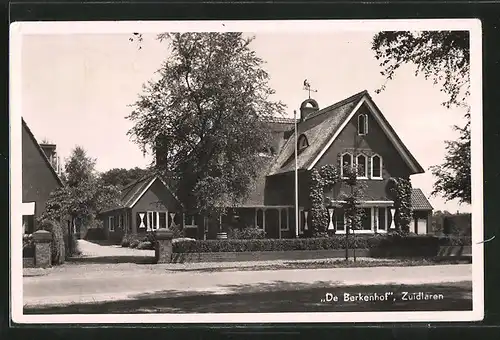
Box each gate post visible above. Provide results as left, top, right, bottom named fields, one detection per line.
left=33, top=230, right=52, bottom=268
left=154, top=229, right=174, bottom=264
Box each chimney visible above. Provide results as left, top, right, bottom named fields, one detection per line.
left=40, top=143, right=60, bottom=173
left=300, top=99, right=319, bottom=122
left=154, top=135, right=168, bottom=169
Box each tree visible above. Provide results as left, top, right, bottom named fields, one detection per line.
left=100, top=167, right=150, bottom=187
left=40, top=146, right=121, bottom=240
left=127, top=33, right=285, bottom=216
left=372, top=31, right=471, bottom=204
left=339, top=165, right=367, bottom=262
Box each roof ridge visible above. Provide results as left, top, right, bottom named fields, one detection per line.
left=21, top=118, right=65, bottom=187
left=305, top=90, right=368, bottom=121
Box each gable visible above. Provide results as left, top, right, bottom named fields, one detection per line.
left=314, top=102, right=418, bottom=177
left=132, top=177, right=182, bottom=212
left=22, top=119, right=63, bottom=214
left=307, top=94, right=424, bottom=174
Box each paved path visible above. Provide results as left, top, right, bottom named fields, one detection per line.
left=23, top=264, right=472, bottom=307
left=76, top=240, right=154, bottom=257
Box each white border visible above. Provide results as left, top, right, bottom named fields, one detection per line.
left=10, top=19, right=483, bottom=324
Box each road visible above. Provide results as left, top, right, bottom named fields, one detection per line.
left=23, top=263, right=472, bottom=309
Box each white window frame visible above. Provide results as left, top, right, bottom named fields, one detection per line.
left=184, top=214, right=198, bottom=229
left=108, top=216, right=115, bottom=232
left=340, top=152, right=353, bottom=179
left=146, top=211, right=161, bottom=231
left=376, top=207, right=388, bottom=233
left=356, top=154, right=368, bottom=179
left=280, top=208, right=289, bottom=231
left=370, top=154, right=383, bottom=180
left=358, top=113, right=368, bottom=135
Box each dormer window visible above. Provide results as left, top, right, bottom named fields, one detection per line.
left=356, top=154, right=368, bottom=178
left=298, top=134, right=309, bottom=151
left=358, top=113, right=368, bottom=135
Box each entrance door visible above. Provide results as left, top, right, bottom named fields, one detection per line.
left=265, top=209, right=280, bottom=238
left=417, top=219, right=427, bottom=235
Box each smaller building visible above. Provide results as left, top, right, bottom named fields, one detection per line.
left=410, top=188, right=433, bottom=234
left=22, top=118, right=65, bottom=234
left=99, top=175, right=188, bottom=242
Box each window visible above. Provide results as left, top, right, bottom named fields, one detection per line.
left=340, top=153, right=353, bottom=178
left=146, top=211, right=161, bottom=230
left=358, top=113, right=368, bottom=135
left=159, top=212, right=167, bottom=229
left=335, top=209, right=345, bottom=231
left=378, top=207, right=387, bottom=231
left=298, top=134, right=309, bottom=151
left=356, top=154, right=367, bottom=178
left=280, top=209, right=289, bottom=231
left=118, top=214, right=123, bottom=229
left=185, top=215, right=198, bottom=228
left=256, top=209, right=264, bottom=229
left=361, top=208, right=372, bottom=231
left=108, top=216, right=115, bottom=232
left=371, top=154, right=382, bottom=179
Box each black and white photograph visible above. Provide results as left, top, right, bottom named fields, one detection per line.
left=10, top=20, right=483, bottom=323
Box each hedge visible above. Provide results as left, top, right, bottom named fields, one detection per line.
left=172, top=234, right=471, bottom=253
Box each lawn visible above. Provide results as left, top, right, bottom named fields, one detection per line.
left=24, top=281, right=472, bottom=314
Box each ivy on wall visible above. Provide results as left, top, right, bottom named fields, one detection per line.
left=387, top=177, right=413, bottom=233
left=309, top=165, right=340, bottom=236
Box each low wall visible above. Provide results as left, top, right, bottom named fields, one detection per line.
left=171, top=246, right=472, bottom=263
left=23, top=257, right=35, bottom=268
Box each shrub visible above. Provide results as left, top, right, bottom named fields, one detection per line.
left=23, top=234, right=34, bottom=258
left=173, top=234, right=450, bottom=253
left=121, top=238, right=130, bottom=247
left=84, top=227, right=106, bottom=241
left=169, top=222, right=184, bottom=239
left=228, top=226, right=266, bottom=240
left=137, top=241, right=154, bottom=250
left=37, top=219, right=65, bottom=265
left=129, top=239, right=140, bottom=248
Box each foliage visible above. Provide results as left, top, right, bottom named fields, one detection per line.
left=430, top=123, right=471, bottom=204
left=23, top=234, right=35, bottom=258
left=137, top=241, right=154, bottom=250
left=309, top=165, right=341, bottom=236
left=100, top=167, right=151, bottom=188
left=127, top=33, right=286, bottom=215
left=40, top=146, right=122, bottom=234
left=339, top=165, right=367, bottom=232
left=37, top=219, right=66, bottom=265
left=372, top=31, right=471, bottom=205
left=169, top=221, right=185, bottom=239
left=228, top=226, right=266, bottom=240
left=443, top=213, right=472, bottom=236
left=387, top=177, right=413, bottom=233
left=372, top=31, right=469, bottom=109
left=172, top=234, right=468, bottom=253
left=129, top=239, right=140, bottom=248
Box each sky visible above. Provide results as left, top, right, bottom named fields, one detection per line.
left=20, top=31, right=471, bottom=213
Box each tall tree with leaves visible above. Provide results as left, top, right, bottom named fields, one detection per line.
left=100, top=167, right=151, bottom=188
left=40, top=146, right=121, bottom=239
left=372, top=31, right=471, bottom=204
left=127, top=33, right=286, bottom=216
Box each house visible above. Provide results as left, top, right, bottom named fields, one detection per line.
left=22, top=118, right=65, bottom=234
left=98, top=175, right=187, bottom=242
left=140, top=89, right=434, bottom=240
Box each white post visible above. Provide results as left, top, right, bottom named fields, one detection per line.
left=328, top=208, right=335, bottom=230
left=304, top=211, right=309, bottom=231
left=263, top=208, right=266, bottom=235
left=294, top=110, right=299, bottom=238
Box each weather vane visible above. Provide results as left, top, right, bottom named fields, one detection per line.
left=303, top=79, right=318, bottom=99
